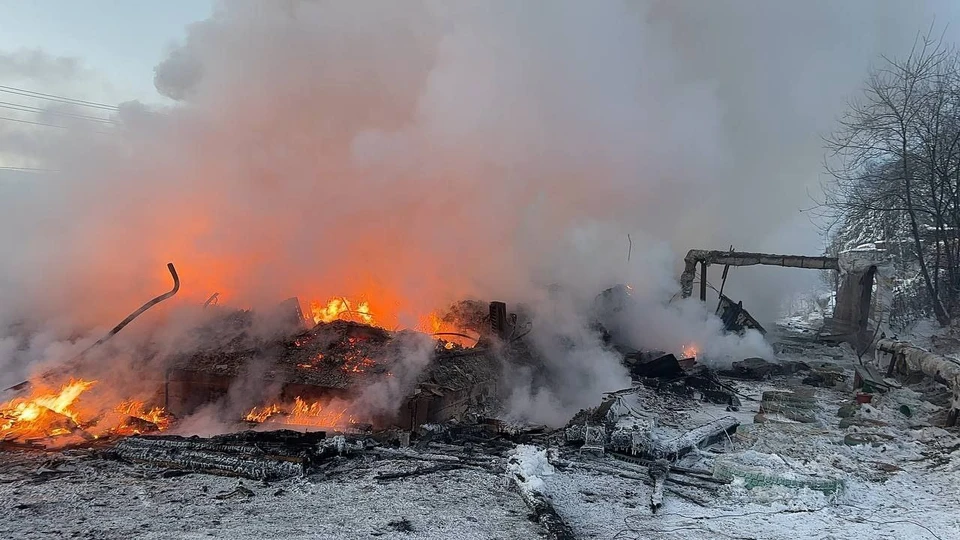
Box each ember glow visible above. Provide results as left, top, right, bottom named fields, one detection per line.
left=310, top=298, right=374, bottom=325
left=0, top=379, right=95, bottom=441
left=681, top=344, right=699, bottom=359
left=245, top=397, right=355, bottom=428
left=342, top=357, right=376, bottom=374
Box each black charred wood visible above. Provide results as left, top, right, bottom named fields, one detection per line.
left=109, top=430, right=331, bottom=480
left=627, top=352, right=685, bottom=379
left=512, top=480, right=576, bottom=540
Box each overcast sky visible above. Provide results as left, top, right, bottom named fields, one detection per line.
left=0, top=0, right=211, bottom=103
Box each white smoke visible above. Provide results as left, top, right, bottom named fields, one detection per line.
left=0, top=1, right=956, bottom=421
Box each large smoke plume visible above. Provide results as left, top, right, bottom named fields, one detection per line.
left=1, top=1, right=956, bottom=424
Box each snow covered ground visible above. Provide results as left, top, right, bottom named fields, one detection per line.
left=0, top=452, right=540, bottom=540
left=539, top=326, right=960, bottom=540
left=2, top=323, right=959, bottom=540
left=545, top=381, right=960, bottom=540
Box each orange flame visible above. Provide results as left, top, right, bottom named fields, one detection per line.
left=0, top=379, right=95, bottom=440
left=245, top=397, right=354, bottom=427
left=0, top=379, right=173, bottom=444
left=113, top=399, right=172, bottom=434
left=310, top=297, right=374, bottom=325
left=681, top=344, right=698, bottom=359
left=422, top=312, right=478, bottom=348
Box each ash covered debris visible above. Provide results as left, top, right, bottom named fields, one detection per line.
left=563, top=388, right=739, bottom=461
left=6, top=301, right=960, bottom=540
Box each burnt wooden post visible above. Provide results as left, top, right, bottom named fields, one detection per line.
left=489, top=301, right=509, bottom=340
left=716, top=263, right=731, bottom=313
left=699, top=261, right=708, bottom=302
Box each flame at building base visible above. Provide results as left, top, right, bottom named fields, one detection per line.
left=0, top=379, right=171, bottom=445
left=245, top=397, right=357, bottom=429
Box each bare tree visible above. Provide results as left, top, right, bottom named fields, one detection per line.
left=824, top=30, right=954, bottom=326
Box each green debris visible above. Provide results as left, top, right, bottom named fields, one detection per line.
left=713, top=460, right=844, bottom=495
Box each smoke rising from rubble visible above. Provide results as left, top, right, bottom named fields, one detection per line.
left=0, top=1, right=956, bottom=422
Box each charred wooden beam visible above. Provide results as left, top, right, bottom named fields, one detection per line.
left=112, top=439, right=305, bottom=480
left=699, top=261, right=708, bottom=302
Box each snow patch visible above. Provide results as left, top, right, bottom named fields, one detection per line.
left=507, top=444, right=555, bottom=493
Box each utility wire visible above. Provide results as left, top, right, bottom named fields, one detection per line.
left=0, top=114, right=68, bottom=129
left=0, top=84, right=119, bottom=111
left=0, top=101, right=117, bottom=124
left=0, top=166, right=59, bottom=172
left=0, top=115, right=112, bottom=135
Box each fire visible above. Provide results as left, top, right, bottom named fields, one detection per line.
left=0, top=379, right=95, bottom=441
left=245, top=403, right=283, bottom=423
left=0, top=379, right=172, bottom=444
left=245, top=397, right=354, bottom=427
left=113, top=400, right=172, bottom=434
left=681, top=344, right=699, bottom=359
left=423, top=312, right=478, bottom=348
left=306, top=297, right=477, bottom=349
left=342, top=357, right=375, bottom=373
left=310, top=297, right=374, bottom=325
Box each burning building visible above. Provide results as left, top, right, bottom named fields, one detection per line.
left=0, top=271, right=519, bottom=449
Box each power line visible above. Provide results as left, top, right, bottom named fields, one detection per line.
left=0, top=166, right=59, bottom=172
left=0, top=84, right=119, bottom=111
left=0, top=101, right=117, bottom=124
left=0, top=115, right=112, bottom=135
left=0, top=114, right=68, bottom=129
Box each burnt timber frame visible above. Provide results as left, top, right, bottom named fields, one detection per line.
left=679, top=250, right=839, bottom=299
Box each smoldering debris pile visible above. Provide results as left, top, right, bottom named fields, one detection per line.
left=8, top=282, right=960, bottom=540
left=162, top=300, right=509, bottom=428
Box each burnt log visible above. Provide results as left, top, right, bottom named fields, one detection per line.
left=113, top=439, right=305, bottom=480
left=510, top=476, right=576, bottom=540
left=109, top=430, right=331, bottom=480
left=570, top=456, right=716, bottom=507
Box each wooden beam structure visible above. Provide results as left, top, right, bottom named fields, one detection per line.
left=680, top=249, right=839, bottom=299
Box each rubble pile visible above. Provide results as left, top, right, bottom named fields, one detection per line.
left=4, top=279, right=960, bottom=539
